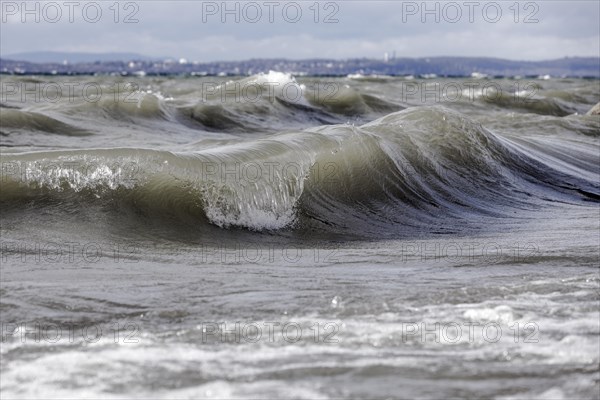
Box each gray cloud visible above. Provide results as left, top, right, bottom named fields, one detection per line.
left=1, top=0, right=598, bottom=61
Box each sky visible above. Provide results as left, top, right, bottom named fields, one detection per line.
left=1, top=0, right=599, bottom=61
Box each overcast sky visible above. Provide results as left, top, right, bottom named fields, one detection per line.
left=1, top=0, right=598, bottom=61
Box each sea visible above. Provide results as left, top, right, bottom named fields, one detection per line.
left=1, top=72, right=599, bottom=399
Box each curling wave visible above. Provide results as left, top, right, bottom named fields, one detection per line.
left=2, top=106, right=598, bottom=237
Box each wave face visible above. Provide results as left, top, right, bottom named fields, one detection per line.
left=2, top=75, right=599, bottom=236
left=2, top=84, right=598, bottom=237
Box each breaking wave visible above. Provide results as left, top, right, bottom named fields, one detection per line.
left=2, top=106, right=598, bottom=236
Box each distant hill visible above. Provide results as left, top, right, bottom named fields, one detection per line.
left=2, top=51, right=165, bottom=64
left=0, top=56, right=598, bottom=78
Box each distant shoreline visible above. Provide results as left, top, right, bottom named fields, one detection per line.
left=2, top=56, right=599, bottom=78
left=2, top=73, right=599, bottom=79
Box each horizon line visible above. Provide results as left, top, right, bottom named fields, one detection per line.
left=2, top=54, right=600, bottom=65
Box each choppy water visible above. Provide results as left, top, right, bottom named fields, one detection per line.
left=1, top=73, right=599, bottom=399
